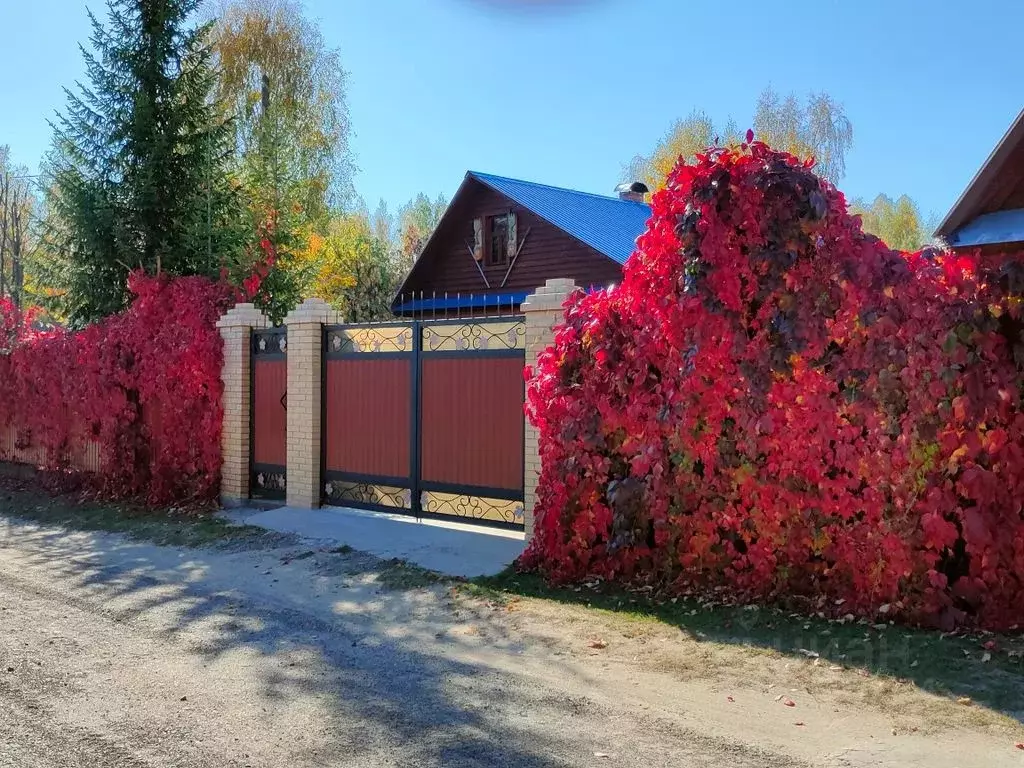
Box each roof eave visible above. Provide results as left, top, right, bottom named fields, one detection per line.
left=935, top=107, right=1024, bottom=238
left=947, top=207, right=1024, bottom=248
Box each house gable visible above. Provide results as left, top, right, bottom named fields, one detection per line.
left=394, top=176, right=625, bottom=308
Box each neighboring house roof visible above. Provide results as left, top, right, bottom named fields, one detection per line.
left=943, top=209, right=1024, bottom=248
left=935, top=108, right=1024, bottom=246
left=468, top=171, right=651, bottom=265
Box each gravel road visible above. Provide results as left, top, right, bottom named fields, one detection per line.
left=0, top=517, right=1018, bottom=767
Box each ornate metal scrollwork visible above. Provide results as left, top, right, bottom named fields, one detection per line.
left=326, top=325, right=413, bottom=355
left=421, top=491, right=525, bottom=526
left=421, top=320, right=525, bottom=352
left=254, top=469, right=286, bottom=492
left=324, top=480, right=411, bottom=510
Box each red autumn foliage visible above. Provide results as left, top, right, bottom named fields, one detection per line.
left=0, top=297, right=44, bottom=352
left=522, top=140, right=1024, bottom=631
left=0, top=273, right=236, bottom=505
left=242, top=218, right=278, bottom=300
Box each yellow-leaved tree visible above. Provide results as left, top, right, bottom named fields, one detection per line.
left=295, top=214, right=401, bottom=322
left=625, top=88, right=853, bottom=193
left=208, top=0, right=357, bottom=320
left=210, top=0, right=354, bottom=221
left=849, top=194, right=930, bottom=251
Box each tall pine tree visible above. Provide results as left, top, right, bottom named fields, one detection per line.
left=47, top=0, right=244, bottom=323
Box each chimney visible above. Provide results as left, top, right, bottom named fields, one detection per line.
left=615, top=181, right=649, bottom=203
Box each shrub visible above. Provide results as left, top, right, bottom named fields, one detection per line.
left=522, top=136, right=1024, bottom=631
left=0, top=273, right=235, bottom=505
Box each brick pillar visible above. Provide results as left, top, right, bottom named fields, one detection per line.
left=283, top=298, right=339, bottom=509
left=520, top=278, right=579, bottom=541
left=216, top=303, right=270, bottom=507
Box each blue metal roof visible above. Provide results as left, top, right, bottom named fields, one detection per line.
left=948, top=207, right=1024, bottom=247
left=469, top=172, right=651, bottom=266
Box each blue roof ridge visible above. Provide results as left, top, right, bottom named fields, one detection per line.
left=468, top=170, right=649, bottom=207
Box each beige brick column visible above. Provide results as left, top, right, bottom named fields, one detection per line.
left=520, top=278, right=579, bottom=541
left=216, top=303, right=270, bottom=507
left=283, top=298, right=340, bottom=509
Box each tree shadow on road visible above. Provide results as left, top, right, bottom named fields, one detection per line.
left=0, top=521, right=628, bottom=767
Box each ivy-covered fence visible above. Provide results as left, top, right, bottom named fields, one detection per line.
left=522, top=137, right=1024, bottom=631
left=0, top=273, right=235, bottom=504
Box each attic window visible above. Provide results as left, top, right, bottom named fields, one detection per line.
left=486, top=214, right=510, bottom=266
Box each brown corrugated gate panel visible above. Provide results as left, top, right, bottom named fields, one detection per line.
left=253, top=359, right=287, bottom=466
left=325, top=358, right=411, bottom=477
left=420, top=357, right=523, bottom=491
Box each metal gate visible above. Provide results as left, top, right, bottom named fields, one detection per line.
left=251, top=327, right=287, bottom=500
left=321, top=318, right=526, bottom=529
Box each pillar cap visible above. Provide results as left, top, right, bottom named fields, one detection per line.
left=522, top=278, right=579, bottom=312
left=284, top=297, right=340, bottom=326
left=216, top=303, right=270, bottom=330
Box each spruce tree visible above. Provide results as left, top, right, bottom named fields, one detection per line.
left=47, top=0, right=243, bottom=323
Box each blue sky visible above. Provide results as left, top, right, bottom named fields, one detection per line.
left=2, top=0, right=1020, bottom=225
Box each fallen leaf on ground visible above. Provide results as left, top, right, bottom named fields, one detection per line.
left=726, top=696, right=735, bottom=702
left=984, top=640, right=998, bottom=651
left=783, top=698, right=796, bottom=707
left=1015, top=743, right=1024, bottom=750
left=794, top=722, right=805, bottom=726
left=589, top=639, right=608, bottom=649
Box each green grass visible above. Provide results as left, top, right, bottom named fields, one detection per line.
left=466, top=568, right=1024, bottom=717
left=0, top=485, right=270, bottom=548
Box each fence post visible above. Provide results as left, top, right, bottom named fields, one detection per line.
left=520, top=278, right=578, bottom=542
left=216, top=302, right=270, bottom=507
left=283, top=297, right=339, bottom=509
